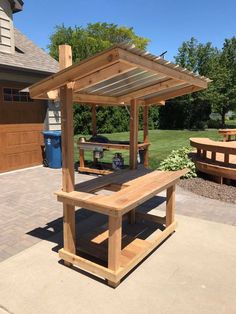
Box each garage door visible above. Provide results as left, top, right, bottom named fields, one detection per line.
left=0, top=85, right=47, bottom=172
left=0, top=124, right=44, bottom=172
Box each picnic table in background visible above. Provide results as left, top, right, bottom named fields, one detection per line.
left=218, top=129, right=236, bottom=142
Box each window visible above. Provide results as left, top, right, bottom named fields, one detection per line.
left=3, top=88, right=34, bottom=102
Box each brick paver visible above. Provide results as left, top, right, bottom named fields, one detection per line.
left=0, top=166, right=235, bottom=263
left=0, top=167, right=93, bottom=262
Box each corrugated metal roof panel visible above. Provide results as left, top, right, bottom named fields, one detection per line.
left=80, top=68, right=167, bottom=97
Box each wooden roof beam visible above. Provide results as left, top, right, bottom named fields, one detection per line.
left=117, top=48, right=208, bottom=89
left=118, top=79, right=182, bottom=103
left=73, top=93, right=125, bottom=105
left=29, top=48, right=121, bottom=99
left=73, top=61, right=136, bottom=93
left=144, top=85, right=202, bottom=105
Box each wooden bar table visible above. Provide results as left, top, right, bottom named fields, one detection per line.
left=55, top=168, right=187, bottom=287
left=28, top=43, right=209, bottom=288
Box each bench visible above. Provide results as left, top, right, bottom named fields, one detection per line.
left=190, top=137, right=236, bottom=183
left=55, top=168, right=187, bottom=287
left=218, top=129, right=236, bottom=142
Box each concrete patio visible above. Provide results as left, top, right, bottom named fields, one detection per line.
left=0, top=214, right=236, bottom=314
left=0, top=166, right=236, bottom=313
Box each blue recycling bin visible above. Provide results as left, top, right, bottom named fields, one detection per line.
left=42, top=131, right=62, bottom=169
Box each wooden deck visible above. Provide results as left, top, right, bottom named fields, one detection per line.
left=190, top=138, right=236, bottom=183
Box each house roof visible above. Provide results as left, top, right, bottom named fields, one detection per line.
left=9, top=0, right=24, bottom=13
left=0, top=28, right=59, bottom=74
left=29, top=43, right=211, bottom=106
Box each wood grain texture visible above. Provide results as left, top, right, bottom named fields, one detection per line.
left=129, top=99, right=139, bottom=170
left=166, top=185, right=175, bottom=227
left=190, top=137, right=236, bottom=181
left=59, top=45, right=76, bottom=261
left=143, top=105, right=149, bottom=167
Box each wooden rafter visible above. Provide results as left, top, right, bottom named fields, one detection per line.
left=144, top=85, right=202, bottom=105
left=29, top=48, right=121, bottom=98
left=73, top=62, right=136, bottom=92
left=117, top=48, right=208, bottom=89
left=73, top=93, right=124, bottom=105
left=118, top=78, right=182, bottom=103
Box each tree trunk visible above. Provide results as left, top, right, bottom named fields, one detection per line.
left=221, top=109, right=226, bottom=128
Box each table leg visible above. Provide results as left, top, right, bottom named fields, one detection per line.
left=166, top=185, right=175, bottom=227
left=63, top=203, right=76, bottom=266
left=79, top=148, right=85, bottom=168
left=108, top=215, right=122, bottom=287
left=128, top=209, right=136, bottom=224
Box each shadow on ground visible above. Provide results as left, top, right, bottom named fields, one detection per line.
left=27, top=195, right=166, bottom=251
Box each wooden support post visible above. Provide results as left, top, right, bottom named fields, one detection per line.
left=202, top=150, right=207, bottom=159
left=143, top=105, right=149, bottom=168
left=108, top=216, right=122, bottom=288
left=59, top=44, right=73, bottom=70
left=129, top=99, right=139, bottom=224
left=214, top=176, right=223, bottom=184
left=79, top=148, right=85, bottom=168
left=59, top=45, right=76, bottom=266
left=211, top=151, right=216, bottom=161
left=129, top=99, right=139, bottom=169
left=224, top=153, right=229, bottom=164
left=92, top=105, right=97, bottom=165
left=166, top=185, right=175, bottom=227
left=92, top=105, right=97, bottom=136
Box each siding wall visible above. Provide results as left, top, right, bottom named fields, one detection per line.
left=45, top=100, right=61, bottom=131
left=0, top=0, right=14, bottom=54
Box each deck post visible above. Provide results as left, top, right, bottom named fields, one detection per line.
left=59, top=45, right=76, bottom=266
left=129, top=99, right=139, bottom=224
left=143, top=105, right=149, bottom=168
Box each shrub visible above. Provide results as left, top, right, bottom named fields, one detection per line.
left=158, top=147, right=197, bottom=179
left=207, top=119, right=221, bottom=129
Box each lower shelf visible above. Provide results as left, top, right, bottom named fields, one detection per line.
left=78, top=166, right=113, bottom=175
left=59, top=220, right=177, bottom=286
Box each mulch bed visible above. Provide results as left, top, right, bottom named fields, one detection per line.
left=178, top=176, right=236, bottom=204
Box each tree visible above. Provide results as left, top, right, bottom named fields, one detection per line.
left=167, top=37, right=236, bottom=128
left=204, top=37, right=236, bottom=126
left=48, top=23, right=149, bottom=62
left=159, top=38, right=216, bottom=130
left=48, top=23, right=150, bottom=134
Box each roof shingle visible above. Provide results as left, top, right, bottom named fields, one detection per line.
left=0, top=28, right=59, bottom=74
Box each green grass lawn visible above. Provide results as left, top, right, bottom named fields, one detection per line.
left=226, top=119, right=236, bottom=127
left=74, top=129, right=221, bottom=169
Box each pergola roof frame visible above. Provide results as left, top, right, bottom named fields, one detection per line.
left=28, top=43, right=211, bottom=106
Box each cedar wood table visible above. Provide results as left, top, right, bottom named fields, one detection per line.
left=55, top=168, right=187, bottom=287
left=28, top=44, right=209, bottom=288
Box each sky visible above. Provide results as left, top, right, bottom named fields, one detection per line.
left=14, top=0, right=236, bottom=61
